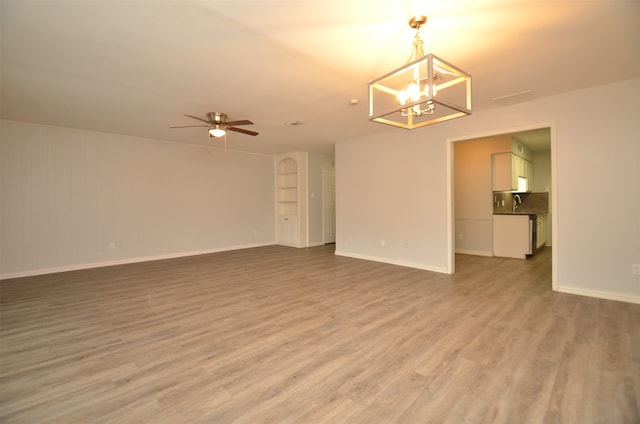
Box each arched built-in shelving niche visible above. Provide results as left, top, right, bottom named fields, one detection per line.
left=277, top=158, right=298, bottom=216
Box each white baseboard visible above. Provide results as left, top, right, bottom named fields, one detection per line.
left=334, top=250, right=448, bottom=274
left=556, top=286, right=640, bottom=305
left=0, top=242, right=276, bottom=280
left=455, top=248, right=493, bottom=257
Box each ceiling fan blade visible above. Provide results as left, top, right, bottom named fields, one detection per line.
left=226, top=119, right=253, bottom=126
left=169, top=124, right=210, bottom=128
left=228, top=127, right=259, bottom=136
left=184, top=114, right=211, bottom=124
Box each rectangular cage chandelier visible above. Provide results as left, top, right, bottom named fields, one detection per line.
left=368, top=16, right=472, bottom=129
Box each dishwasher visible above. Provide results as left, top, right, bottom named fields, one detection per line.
left=528, top=215, right=537, bottom=255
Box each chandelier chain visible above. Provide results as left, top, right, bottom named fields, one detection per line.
left=406, top=27, right=425, bottom=63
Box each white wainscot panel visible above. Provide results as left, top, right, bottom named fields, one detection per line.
left=454, top=218, right=493, bottom=257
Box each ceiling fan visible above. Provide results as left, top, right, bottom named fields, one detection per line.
left=170, top=112, right=258, bottom=139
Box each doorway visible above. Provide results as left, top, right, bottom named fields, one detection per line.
left=448, top=125, right=557, bottom=290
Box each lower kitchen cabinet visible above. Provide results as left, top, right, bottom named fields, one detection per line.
left=536, top=214, right=548, bottom=249
left=493, top=215, right=530, bottom=259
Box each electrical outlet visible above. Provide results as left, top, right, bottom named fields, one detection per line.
left=403, top=240, right=409, bottom=248
left=380, top=239, right=386, bottom=246
left=632, top=264, right=640, bottom=276
left=109, top=241, right=116, bottom=249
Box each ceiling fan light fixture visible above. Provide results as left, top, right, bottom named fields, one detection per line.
left=209, top=126, right=226, bottom=138
left=170, top=112, right=258, bottom=139
left=368, top=16, right=472, bottom=129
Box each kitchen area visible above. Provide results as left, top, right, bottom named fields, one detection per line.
left=492, top=191, right=548, bottom=259
left=491, top=146, right=549, bottom=259
left=453, top=128, right=551, bottom=260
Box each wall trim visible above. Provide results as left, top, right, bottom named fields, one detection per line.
left=335, top=250, right=449, bottom=274
left=556, top=286, right=640, bottom=305
left=455, top=249, right=493, bottom=257
left=0, top=242, right=276, bottom=280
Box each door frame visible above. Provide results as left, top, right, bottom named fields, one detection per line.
left=446, top=122, right=558, bottom=291
left=321, top=167, right=336, bottom=244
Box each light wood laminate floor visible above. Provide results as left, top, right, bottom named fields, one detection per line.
left=1, top=245, right=639, bottom=423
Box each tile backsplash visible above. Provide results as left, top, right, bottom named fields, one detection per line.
left=493, top=191, right=549, bottom=214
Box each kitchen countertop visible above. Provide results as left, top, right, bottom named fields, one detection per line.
left=494, top=211, right=548, bottom=216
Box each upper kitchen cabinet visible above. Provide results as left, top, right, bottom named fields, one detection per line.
left=492, top=152, right=533, bottom=192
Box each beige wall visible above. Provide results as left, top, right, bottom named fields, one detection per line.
left=0, top=122, right=276, bottom=277
left=453, top=136, right=511, bottom=256
left=336, top=78, right=640, bottom=303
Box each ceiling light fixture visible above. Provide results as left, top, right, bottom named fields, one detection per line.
left=368, top=16, right=472, bottom=129
left=209, top=125, right=226, bottom=138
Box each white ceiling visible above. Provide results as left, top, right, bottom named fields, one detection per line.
left=512, top=128, right=551, bottom=153
left=1, top=0, right=639, bottom=156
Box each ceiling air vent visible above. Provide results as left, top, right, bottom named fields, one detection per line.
left=492, top=90, right=535, bottom=107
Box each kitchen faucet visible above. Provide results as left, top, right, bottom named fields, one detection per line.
left=513, top=194, right=522, bottom=212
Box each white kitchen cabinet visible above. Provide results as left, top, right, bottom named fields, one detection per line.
left=536, top=214, right=548, bottom=249
left=493, top=214, right=530, bottom=259
left=525, top=160, right=533, bottom=182
left=511, top=154, right=522, bottom=190
left=492, top=152, right=533, bottom=192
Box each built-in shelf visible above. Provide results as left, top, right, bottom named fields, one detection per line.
left=276, top=152, right=309, bottom=248
left=277, top=158, right=298, bottom=217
